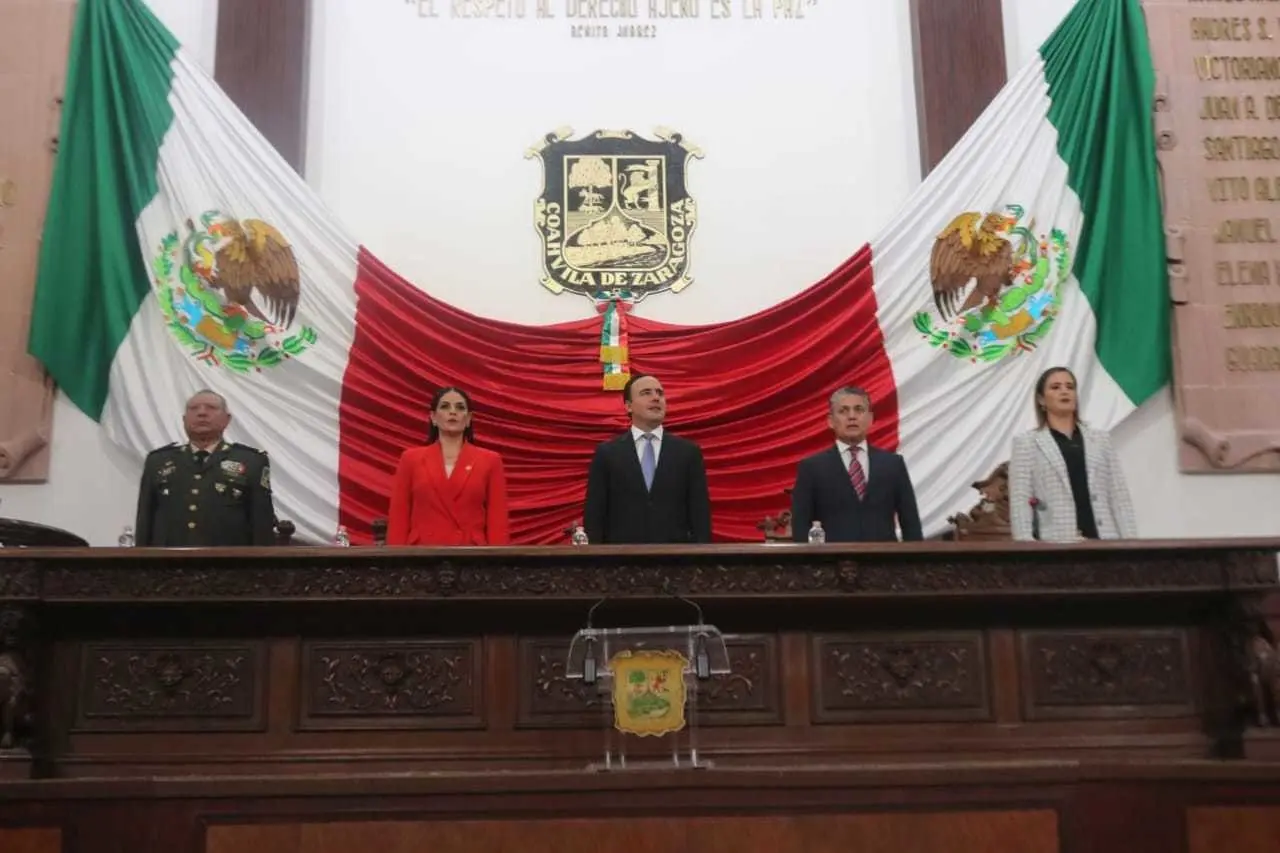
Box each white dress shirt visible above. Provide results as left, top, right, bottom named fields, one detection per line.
left=632, top=424, right=664, bottom=466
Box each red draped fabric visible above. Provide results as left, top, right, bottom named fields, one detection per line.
left=337, top=246, right=897, bottom=544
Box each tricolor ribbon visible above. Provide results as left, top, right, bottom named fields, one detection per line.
left=595, top=293, right=634, bottom=390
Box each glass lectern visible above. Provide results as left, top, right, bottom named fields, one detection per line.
left=567, top=624, right=730, bottom=771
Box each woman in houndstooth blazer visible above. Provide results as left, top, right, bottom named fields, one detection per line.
left=1009, top=367, right=1138, bottom=542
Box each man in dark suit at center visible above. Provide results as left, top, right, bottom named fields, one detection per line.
left=583, top=373, right=713, bottom=544
left=790, top=386, right=923, bottom=543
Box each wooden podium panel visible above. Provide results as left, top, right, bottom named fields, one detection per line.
left=207, top=810, right=1059, bottom=853
left=0, top=539, right=1277, bottom=776
left=2, top=540, right=1280, bottom=853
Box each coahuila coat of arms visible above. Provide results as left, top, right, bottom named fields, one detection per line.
left=527, top=127, right=702, bottom=301
left=608, top=648, right=688, bottom=737
left=151, top=210, right=317, bottom=372
left=913, top=205, right=1070, bottom=362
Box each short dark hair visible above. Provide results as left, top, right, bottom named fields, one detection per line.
left=622, top=373, right=657, bottom=403
left=828, top=386, right=871, bottom=413
left=427, top=385, right=475, bottom=443
left=1033, top=366, right=1078, bottom=429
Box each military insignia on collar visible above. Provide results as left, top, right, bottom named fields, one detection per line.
left=220, top=459, right=246, bottom=476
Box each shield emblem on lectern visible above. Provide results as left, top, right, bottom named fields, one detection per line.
left=608, top=649, right=688, bottom=737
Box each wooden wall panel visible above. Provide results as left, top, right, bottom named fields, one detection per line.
left=1019, top=629, right=1195, bottom=721
left=0, top=829, right=61, bottom=853
left=206, top=824, right=300, bottom=853
left=811, top=631, right=991, bottom=724
left=909, top=0, right=1007, bottom=175
left=297, top=638, right=484, bottom=731
left=207, top=810, right=1058, bottom=853
left=214, top=0, right=310, bottom=173
left=1187, top=806, right=1280, bottom=853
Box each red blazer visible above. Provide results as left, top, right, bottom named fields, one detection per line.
left=387, top=442, right=510, bottom=546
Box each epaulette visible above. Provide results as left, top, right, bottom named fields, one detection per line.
left=146, top=442, right=182, bottom=457
left=230, top=442, right=268, bottom=455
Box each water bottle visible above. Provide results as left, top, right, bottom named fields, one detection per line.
left=334, top=525, right=351, bottom=547
left=571, top=525, right=589, bottom=546
left=807, top=521, right=825, bottom=545
left=118, top=525, right=135, bottom=547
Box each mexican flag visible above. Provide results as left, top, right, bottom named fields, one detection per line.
left=28, top=0, right=1166, bottom=544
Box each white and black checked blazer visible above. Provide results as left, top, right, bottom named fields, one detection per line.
left=1009, top=425, right=1138, bottom=542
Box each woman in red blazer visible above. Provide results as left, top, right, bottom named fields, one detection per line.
left=387, top=386, right=510, bottom=546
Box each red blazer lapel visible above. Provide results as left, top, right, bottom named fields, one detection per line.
left=446, top=442, right=478, bottom=503
left=422, top=443, right=463, bottom=532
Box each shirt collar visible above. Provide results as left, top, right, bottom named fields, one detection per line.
left=836, top=439, right=867, bottom=457
left=189, top=439, right=225, bottom=454
left=632, top=424, right=664, bottom=442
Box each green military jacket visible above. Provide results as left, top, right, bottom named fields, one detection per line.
left=135, top=441, right=275, bottom=547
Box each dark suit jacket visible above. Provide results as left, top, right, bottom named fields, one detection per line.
left=135, top=441, right=275, bottom=547
left=790, top=444, right=922, bottom=543
left=387, top=442, right=509, bottom=546
left=583, top=430, right=712, bottom=544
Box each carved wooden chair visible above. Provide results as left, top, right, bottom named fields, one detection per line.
left=757, top=488, right=793, bottom=543
left=273, top=518, right=296, bottom=546
left=948, top=461, right=1012, bottom=542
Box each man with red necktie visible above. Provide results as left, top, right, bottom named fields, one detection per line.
left=789, top=386, right=922, bottom=543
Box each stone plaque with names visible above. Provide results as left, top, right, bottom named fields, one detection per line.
left=1146, top=0, right=1280, bottom=472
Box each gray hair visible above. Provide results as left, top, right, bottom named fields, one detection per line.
left=828, top=386, right=871, bottom=413
left=186, top=388, right=229, bottom=411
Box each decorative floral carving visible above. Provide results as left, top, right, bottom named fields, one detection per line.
left=0, top=607, right=33, bottom=750
left=525, top=641, right=601, bottom=723
left=817, top=634, right=988, bottom=721
left=80, top=645, right=258, bottom=723
left=700, top=644, right=765, bottom=709
left=307, top=643, right=474, bottom=717
left=27, top=547, right=1278, bottom=601
left=1024, top=631, right=1191, bottom=714
left=0, top=562, right=39, bottom=599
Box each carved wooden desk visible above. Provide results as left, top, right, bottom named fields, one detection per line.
left=0, top=538, right=1278, bottom=781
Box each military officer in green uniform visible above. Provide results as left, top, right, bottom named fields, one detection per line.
left=134, top=389, right=276, bottom=547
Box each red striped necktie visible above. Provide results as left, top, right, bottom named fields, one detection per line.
left=848, top=446, right=866, bottom=500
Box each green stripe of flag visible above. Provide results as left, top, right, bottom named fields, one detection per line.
left=28, top=0, right=179, bottom=419
left=1041, top=0, right=1169, bottom=405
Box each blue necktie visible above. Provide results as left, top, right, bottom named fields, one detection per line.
left=640, top=433, right=656, bottom=491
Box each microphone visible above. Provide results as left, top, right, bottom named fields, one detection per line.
left=586, top=595, right=611, bottom=629
left=581, top=596, right=611, bottom=685
left=661, top=579, right=712, bottom=681
left=660, top=578, right=704, bottom=627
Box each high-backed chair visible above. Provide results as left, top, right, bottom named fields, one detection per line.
left=948, top=462, right=1012, bottom=542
